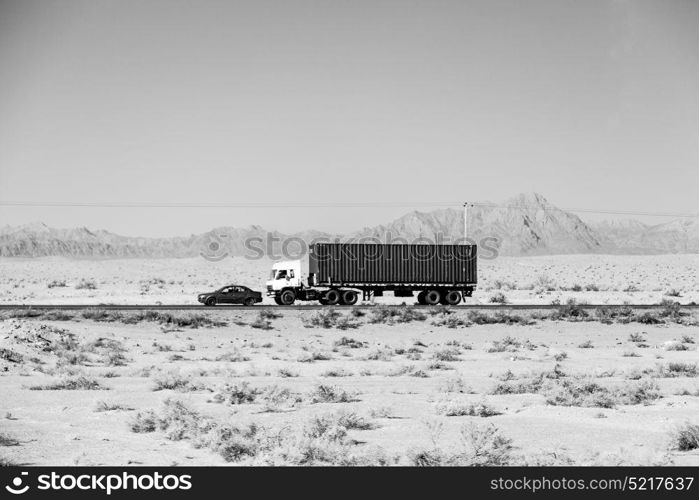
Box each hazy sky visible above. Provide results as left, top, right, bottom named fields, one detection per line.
left=1, top=0, right=697, bottom=236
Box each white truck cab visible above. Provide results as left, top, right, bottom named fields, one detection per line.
left=266, top=260, right=303, bottom=293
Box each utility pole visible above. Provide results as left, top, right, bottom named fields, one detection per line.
left=463, top=202, right=472, bottom=242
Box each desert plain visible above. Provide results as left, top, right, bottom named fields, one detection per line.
left=0, top=254, right=698, bottom=466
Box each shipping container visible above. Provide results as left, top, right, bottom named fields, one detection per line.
left=308, top=243, right=477, bottom=287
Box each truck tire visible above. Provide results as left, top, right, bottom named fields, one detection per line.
left=205, top=297, right=217, bottom=306
left=274, top=296, right=283, bottom=305
left=417, top=291, right=427, bottom=305
left=279, top=290, right=296, bottom=305
left=323, top=289, right=341, bottom=306
left=340, top=290, right=358, bottom=306
left=444, top=290, right=462, bottom=306
left=423, top=289, right=441, bottom=306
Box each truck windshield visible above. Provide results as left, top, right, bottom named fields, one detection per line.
left=275, top=270, right=287, bottom=280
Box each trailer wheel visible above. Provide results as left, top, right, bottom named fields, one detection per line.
left=323, top=289, right=341, bottom=306
left=417, top=291, right=427, bottom=305
left=423, top=290, right=441, bottom=306
left=340, top=290, right=358, bottom=306
left=444, top=290, right=462, bottom=306
left=279, top=290, right=296, bottom=305
left=205, top=297, right=217, bottom=306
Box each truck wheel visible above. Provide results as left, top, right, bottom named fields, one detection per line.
left=243, top=297, right=256, bottom=306
left=423, top=290, right=441, bottom=306
left=274, top=296, right=283, bottom=305
left=205, top=297, right=217, bottom=306
left=279, top=290, right=296, bottom=305
left=417, top=291, right=427, bottom=305
left=340, top=290, right=358, bottom=306
left=444, top=290, right=462, bottom=306
left=323, top=289, right=341, bottom=306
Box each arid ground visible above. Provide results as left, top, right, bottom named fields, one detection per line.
left=1, top=254, right=698, bottom=305
left=1, top=305, right=698, bottom=466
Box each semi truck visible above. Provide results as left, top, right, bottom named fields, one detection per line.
left=266, top=243, right=477, bottom=306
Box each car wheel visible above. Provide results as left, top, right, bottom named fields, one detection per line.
left=323, top=289, right=341, bottom=306
left=340, top=290, right=358, bottom=306
left=205, top=297, right=217, bottom=306
left=445, top=290, right=462, bottom=306
left=423, top=290, right=441, bottom=306
left=243, top=297, right=256, bottom=306
left=280, top=290, right=296, bottom=305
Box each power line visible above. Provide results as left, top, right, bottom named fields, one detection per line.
left=0, top=200, right=697, bottom=218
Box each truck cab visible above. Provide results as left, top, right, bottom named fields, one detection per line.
left=266, top=260, right=302, bottom=292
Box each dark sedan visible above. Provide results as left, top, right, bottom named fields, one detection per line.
left=198, top=285, right=263, bottom=306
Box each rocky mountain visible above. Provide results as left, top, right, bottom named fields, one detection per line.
left=0, top=193, right=696, bottom=257
left=353, top=193, right=603, bottom=255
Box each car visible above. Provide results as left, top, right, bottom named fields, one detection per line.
left=198, top=285, right=263, bottom=306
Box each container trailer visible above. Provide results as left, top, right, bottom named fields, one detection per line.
left=266, top=242, right=477, bottom=306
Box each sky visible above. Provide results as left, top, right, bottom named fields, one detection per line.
left=0, top=0, right=697, bottom=236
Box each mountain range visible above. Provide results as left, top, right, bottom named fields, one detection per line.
left=1, top=193, right=697, bottom=257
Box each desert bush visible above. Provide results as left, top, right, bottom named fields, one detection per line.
left=321, top=368, right=354, bottom=377
left=578, top=340, right=594, bottom=349
left=94, top=401, right=132, bottom=412
left=584, top=284, right=600, bottom=292
left=655, top=362, right=698, bottom=378
left=488, top=292, right=507, bottom=304
left=628, top=332, right=646, bottom=343
left=151, top=370, right=198, bottom=392
left=29, top=375, right=107, bottom=391
left=333, top=337, right=365, bottom=349
left=369, top=306, right=426, bottom=324
left=409, top=422, right=514, bottom=466
left=75, top=279, right=97, bottom=290
left=47, top=279, right=67, bottom=288
left=672, top=423, right=699, bottom=451
left=665, top=289, right=682, bottom=297
left=681, top=335, right=695, bottom=344
left=0, top=348, right=23, bottom=364
left=307, top=384, right=358, bottom=403
left=215, top=349, right=250, bottom=362
left=551, top=299, right=589, bottom=321
left=303, top=309, right=341, bottom=328
left=434, top=400, right=500, bottom=417
left=468, top=311, right=533, bottom=325
left=213, top=381, right=261, bottom=404
left=431, top=314, right=469, bottom=328
left=664, top=341, right=690, bottom=352
left=0, top=433, right=19, bottom=447
left=431, top=348, right=461, bottom=362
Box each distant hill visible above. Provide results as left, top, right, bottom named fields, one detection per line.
left=1, top=193, right=697, bottom=257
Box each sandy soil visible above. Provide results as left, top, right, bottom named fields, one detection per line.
left=0, top=254, right=698, bottom=305
left=1, top=309, right=698, bottom=466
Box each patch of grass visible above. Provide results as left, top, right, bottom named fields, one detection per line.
left=215, top=349, right=250, bottom=362
left=321, top=368, right=354, bottom=377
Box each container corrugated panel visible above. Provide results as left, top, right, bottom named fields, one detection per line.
left=308, top=243, right=477, bottom=286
